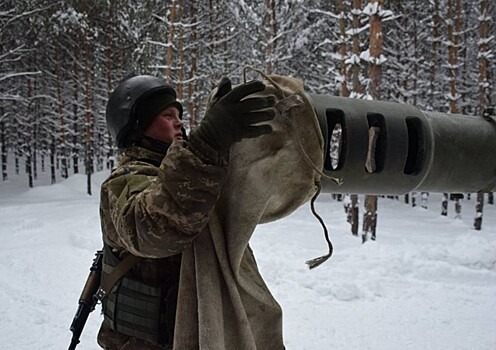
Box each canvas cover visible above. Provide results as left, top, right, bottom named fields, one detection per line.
left=173, top=75, right=324, bottom=349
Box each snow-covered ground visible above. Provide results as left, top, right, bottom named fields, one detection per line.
left=1, top=168, right=495, bottom=350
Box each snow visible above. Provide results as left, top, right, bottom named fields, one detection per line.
left=363, top=2, right=379, bottom=16
left=1, top=167, right=496, bottom=349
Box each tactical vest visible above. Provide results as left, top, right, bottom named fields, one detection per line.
left=101, top=244, right=180, bottom=346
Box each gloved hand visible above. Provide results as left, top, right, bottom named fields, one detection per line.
left=211, top=77, right=232, bottom=103
left=191, top=79, right=276, bottom=153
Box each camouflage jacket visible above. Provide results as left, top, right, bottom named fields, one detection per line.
left=100, top=140, right=227, bottom=259
left=98, top=140, right=227, bottom=349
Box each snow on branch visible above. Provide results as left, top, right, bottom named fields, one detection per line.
left=360, top=49, right=387, bottom=65
left=152, top=14, right=198, bottom=29
left=0, top=71, right=41, bottom=82
left=444, top=92, right=462, bottom=101
left=0, top=44, right=26, bottom=61
left=345, top=54, right=361, bottom=66
left=147, top=40, right=174, bottom=49
left=477, top=51, right=494, bottom=59
left=305, top=8, right=340, bottom=19
left=478, top=36, right=495, bottom=46
left=362, top=2, right=393, bottom=20
left=1, top=3, right=59, bottom=33
left=314, top=38, right=334, bottom=50
left=346, top=24, right=370, bottom=36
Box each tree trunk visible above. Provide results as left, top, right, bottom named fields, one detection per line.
left=166, top=0, right=178, bottom=83
left=1, top=118, right=6, bottom=181
left=83, top=0, right=93, bottom=196
left=447, top=0, right=456, bottom=112
left=477, top=0, right=492, bottom=216
left=55, top=41, right=68, bottom=179
left=265, top=0, right=277, bottom=74
left=351, top=194, right=359, bottom=236
left=26, top=151, right=33, bottom=188
left=177, top=0, right=184, bottom=101
left=50, top=136, right=56, bottom=185
left=445, top=0, right=463, bottom=217
left=362, top=195, right=377, bottom=243
left=26, top=79, right=33, bottom=188
left=350, top=0, right=363, bottom=97
left=474, top=192, right=483, bottom=230
left=428, top=0, right=441, bottom=111
left=363, top=0, right=384, bottom=241
left=338, top=0, right=349, bottom=97
left=367, top=0, right=383, bottom=99
left=421, top=192, right=429, bottom=209
left=188, top=2, right=198, bottom=127
left=412, top=0, right=419, bottom=107
left=15, top=145, right=19, bottom=175
left=479, top=0, right=492, bottom=109
left=32, top=70, right=38, bottom=182
left=72, top=32, right=80, bottom=175
left=347, top=0, right=363, bottom=236
left=441, top=193, right=448, bottom=216
left=454, top=197, right=462, bottom=219
left=400, top=0, right=408, bottom=103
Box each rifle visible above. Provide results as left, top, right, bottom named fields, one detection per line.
left=68, top=249, right=103, bottom=350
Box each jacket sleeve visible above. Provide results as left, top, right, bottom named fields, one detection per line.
left=100, top=142, right=227, bottom=258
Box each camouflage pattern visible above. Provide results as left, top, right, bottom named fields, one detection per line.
left=97, top=140, right=227, bottom=349
left=100, top=140, right=227, bottom=258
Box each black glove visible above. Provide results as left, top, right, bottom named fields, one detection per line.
left=191, top=79, right=276, bottom=153
left=211, top=77, right=232, bottom=103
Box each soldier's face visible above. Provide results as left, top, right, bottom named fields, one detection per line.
left=144, top=106, right=183, bottom=144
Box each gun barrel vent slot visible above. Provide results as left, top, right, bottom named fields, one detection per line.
left=366, top=114, right=386, bottom=173
left=324, top=109, right=345, bottom=171
left=404, top=117, right=425, bottom=175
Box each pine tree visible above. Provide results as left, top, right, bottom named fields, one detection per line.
left=348, top=0, right=366, bottom=235
left=445, top=0, right=464, bottom=218
left=474, top=0, right=494, bottom=230
left=361, top=0, right=392, bottom=242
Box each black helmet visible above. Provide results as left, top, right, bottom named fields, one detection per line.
left=105, top=75, right=183, bottom=148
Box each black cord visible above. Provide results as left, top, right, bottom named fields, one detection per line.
left=306, top=182, right=334, bottom=269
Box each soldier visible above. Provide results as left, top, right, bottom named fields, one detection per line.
left=98, top=75, right=275, bottom=349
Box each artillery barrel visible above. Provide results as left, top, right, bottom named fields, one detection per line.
left=310, top=94, right=496, bottom=195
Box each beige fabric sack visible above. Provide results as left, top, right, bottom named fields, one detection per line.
left=173, top=74, right=324, bottom=349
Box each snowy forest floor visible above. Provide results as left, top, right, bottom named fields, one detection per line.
left=0, top=169, right=495, bottom=350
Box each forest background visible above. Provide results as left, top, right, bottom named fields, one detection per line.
left=0, top=0, right=494, bottom=232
